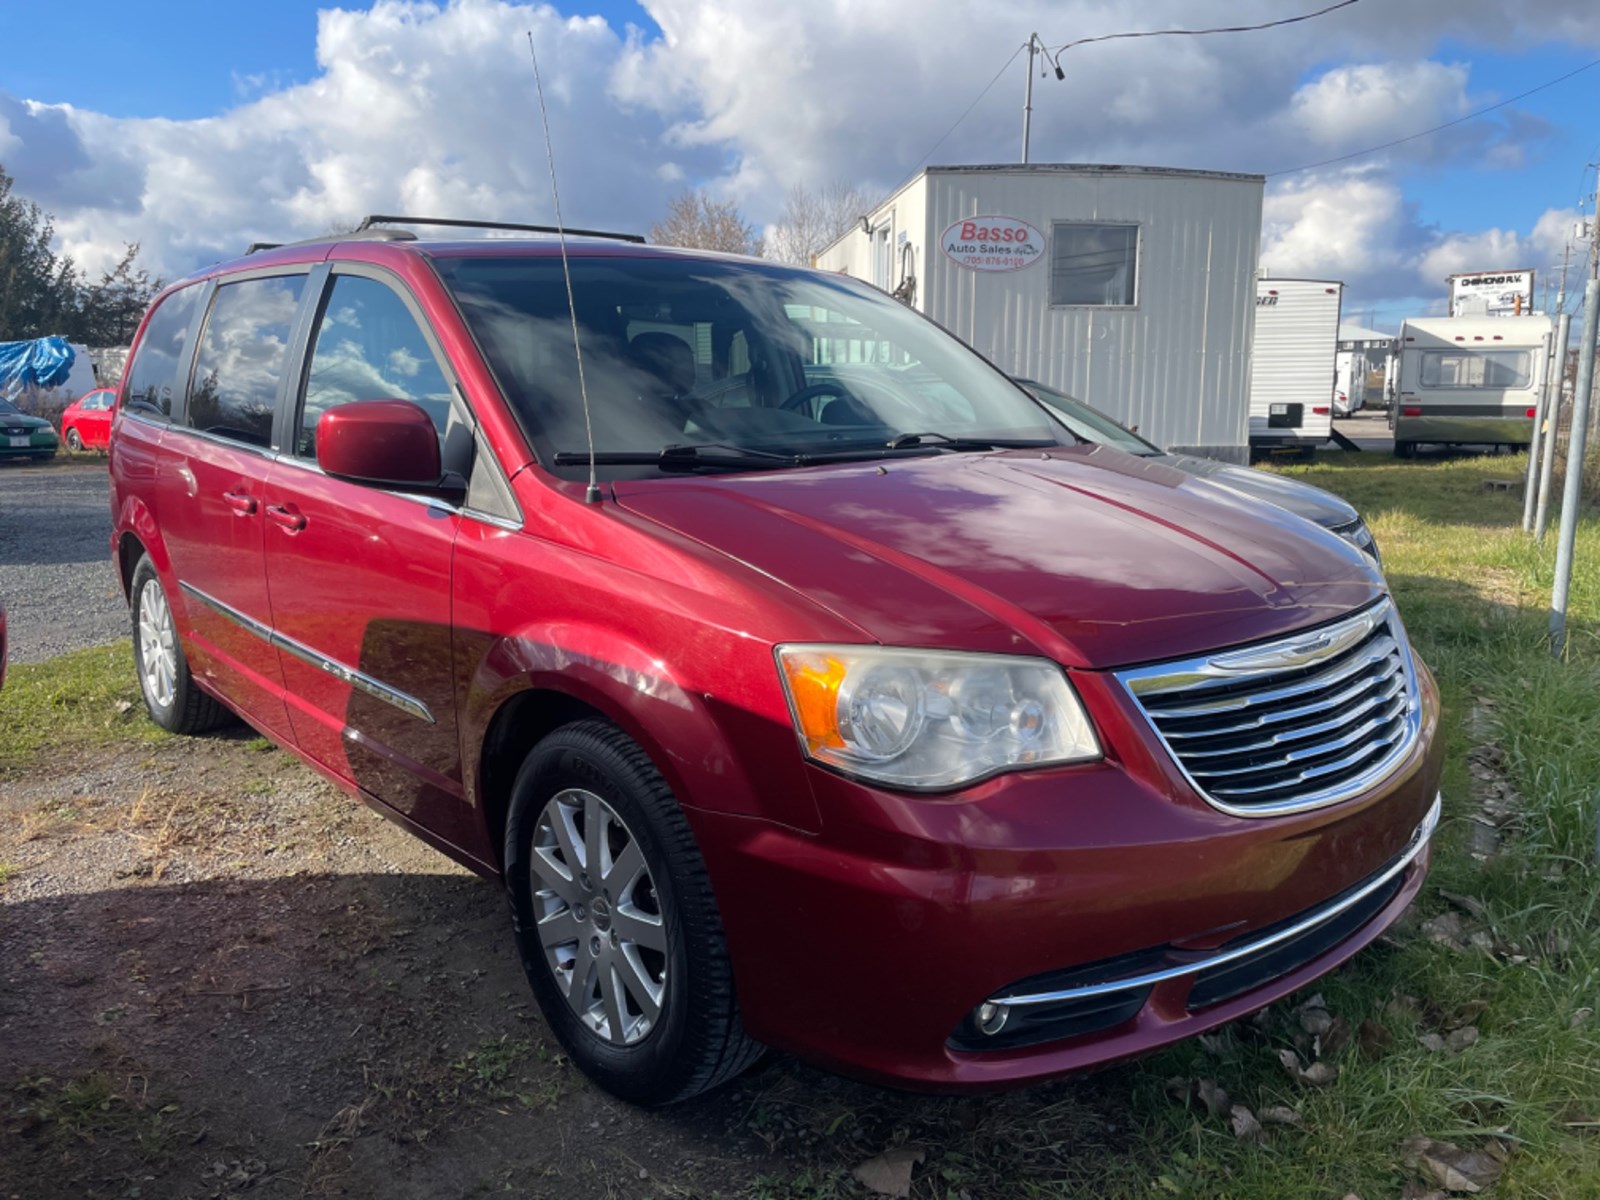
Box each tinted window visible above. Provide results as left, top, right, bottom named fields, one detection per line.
left=435, top=255, right=1061, bottom=481
left=123, top=284, right=203, bottom=420
left=1419, top=349, right=1531, bottom=389
left=188, top=276, right=306, bottom=448
left=297, top=275, right=452, bottom=457
left=1050, top=223, right=1138, bottom=306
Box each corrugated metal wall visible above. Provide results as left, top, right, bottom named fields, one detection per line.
left=920, top=167, right=1262, bottom=461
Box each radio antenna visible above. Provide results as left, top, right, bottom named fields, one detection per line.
left=527, top=30, right=601, bottom=504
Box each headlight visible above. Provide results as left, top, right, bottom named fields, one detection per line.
left=1333, top=518, right=1381, bottom=566
left=775, top=645, right=1100, bottom=789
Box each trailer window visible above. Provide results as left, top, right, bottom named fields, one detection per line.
left=1050, top=223, right=1138, bottom=307
left=1419, top=349, right=1531, bottom=389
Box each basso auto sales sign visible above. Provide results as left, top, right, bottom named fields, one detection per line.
left=940, top=215, right=1045, bottom=272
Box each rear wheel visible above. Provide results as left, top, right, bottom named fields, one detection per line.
left=129, top=555, right=232, bottom=734
left=504, top=720, right=761, bottom=1105
left=1393, top=441, right=1417, bottom=460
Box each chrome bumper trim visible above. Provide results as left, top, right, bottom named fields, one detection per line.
left=990, top=794, right=1440, bottom=1008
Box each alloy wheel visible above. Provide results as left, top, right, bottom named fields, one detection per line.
left=528, top=787, right=667, bottom=1046
left=137, top=578, right=178, bottom=710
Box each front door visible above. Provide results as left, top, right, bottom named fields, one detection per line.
left=262, top=267, right=472, bottom=845
left=156, top=272, right=310, bottom=743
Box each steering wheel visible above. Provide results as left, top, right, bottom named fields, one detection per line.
left=779, top=382, right=857, bottom=415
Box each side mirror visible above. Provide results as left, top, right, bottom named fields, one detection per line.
left=316, top=399, right=443, bottom=490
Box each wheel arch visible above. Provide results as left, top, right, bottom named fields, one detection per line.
left=464, top=624, right=819, bottom=870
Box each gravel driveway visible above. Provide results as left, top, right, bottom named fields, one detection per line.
left=0, top=460, right=126, bottom=663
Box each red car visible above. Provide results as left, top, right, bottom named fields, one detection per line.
left=61, top=387, right=118, bottom=450
left=109, top=219, right=1442, bottom=1105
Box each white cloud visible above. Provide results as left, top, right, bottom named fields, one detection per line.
left=0, top=0, right=1594, bottom=311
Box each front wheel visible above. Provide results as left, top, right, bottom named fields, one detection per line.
left=129, top=555, right=232, bottom=734
left=504, top=720, right=761, bottom=1105
left=66, top=428, right=84, bottom=451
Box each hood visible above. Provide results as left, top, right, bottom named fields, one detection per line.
left=614, top=445, right=1382, bottom=670
left=0, top=411, right=53, bottom=432
left=1159, top=453, right=1359, bottom=529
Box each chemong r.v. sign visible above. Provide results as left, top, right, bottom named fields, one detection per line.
left=941, top=216, right=1045, bottom=272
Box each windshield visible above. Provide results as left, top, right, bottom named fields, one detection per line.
left=1017, top=380, right=1159, bottom=456
left=434, top=254, right=1064, bottom=477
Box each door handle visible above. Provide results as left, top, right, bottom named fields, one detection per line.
left=266, top=504, right=307, bottom=533
left=223, top=490, right=257, bottom=516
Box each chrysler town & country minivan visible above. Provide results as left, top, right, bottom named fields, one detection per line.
left=109, top=218, right=1443, bottom=1105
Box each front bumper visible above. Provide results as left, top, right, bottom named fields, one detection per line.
left=0, top=430, right=58, bottom=457
left=691, top=661, right=1442, bottom=1090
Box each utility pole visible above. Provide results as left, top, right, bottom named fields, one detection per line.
left=1528, top=309, right=1569, bottom=532
left=1549, top=163, right=1600, bottom=653
left=1549, top=275, right=1596, bottom=656
left=1021, top=33, right=1043, bottom=164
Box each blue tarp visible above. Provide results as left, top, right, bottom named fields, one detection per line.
left=0, top=337, right=75, bottom=398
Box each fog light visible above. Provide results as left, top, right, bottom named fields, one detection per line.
left=976, top=1002, right=1011, bottom=1036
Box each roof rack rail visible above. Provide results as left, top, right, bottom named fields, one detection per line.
left=244, top=228, right=418, bottom=256
left=358, top=214, right=647, bottom=245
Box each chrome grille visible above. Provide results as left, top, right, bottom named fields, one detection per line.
left=1118, top=599, right=1420, bottom=816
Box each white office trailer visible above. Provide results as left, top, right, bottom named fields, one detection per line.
left=1391, top=315, right=1553, bottom=456
left=1247, top=279, right=1344, bottom=453
left=813, top=164, right=1265, bottom=462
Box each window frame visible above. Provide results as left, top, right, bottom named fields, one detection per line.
left=180, top=265, right=319, bottom=455
left=1417, top=347, right=1534, bottom=391
left=1048, top=221, right=1141, bottom=310
left=289, top=262, right=464, bottom=462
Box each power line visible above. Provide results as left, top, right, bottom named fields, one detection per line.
left=1048, top=0, right=1360, bottom=58
left=1267, top=56, right=1600, bottom=177
left=907, top=44, right=1025, bottom=178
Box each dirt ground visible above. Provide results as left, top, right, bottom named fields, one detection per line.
left=0, top=729, right=1136, bottom=1200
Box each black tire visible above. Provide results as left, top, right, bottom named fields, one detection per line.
left=504, top=720, right=761, bottom=1105
left=66, top=429, right=84, bottom=451
left=129, top=555, right=233, bottom=734
left=1393, top=440, right=1416, bottom=460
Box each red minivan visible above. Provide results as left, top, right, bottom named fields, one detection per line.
left=109, top=219, right=1442, bottom=1105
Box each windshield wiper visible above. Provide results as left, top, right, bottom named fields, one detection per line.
left=886, top=431, right=1059, bottom=451
left=553, top=443, right=803, bottom=471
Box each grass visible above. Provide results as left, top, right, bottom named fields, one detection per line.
left=0, top=640, right=168, bottom=776
left=3, top=450, right=1597, bottom=1197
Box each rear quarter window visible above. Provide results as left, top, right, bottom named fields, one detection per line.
left=123, top=284, right=205, bottom=421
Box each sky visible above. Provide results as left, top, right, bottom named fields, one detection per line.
left=2, top=0, right=1598, bottom=331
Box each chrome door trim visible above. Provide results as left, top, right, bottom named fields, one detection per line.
left=178, top=581, right=436, bottom=724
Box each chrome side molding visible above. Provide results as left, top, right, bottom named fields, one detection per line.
left=178, top=581, right=436, bottom=724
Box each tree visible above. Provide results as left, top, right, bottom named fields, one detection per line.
left=650, top=190, right=763, bottom=256
left=0, top=164, right=161, bottom=346
left=0, top=166, right=80, bottom=340
left=767, top=180, right=871, bottom=266
left=74, top=244, right=159, bottom=346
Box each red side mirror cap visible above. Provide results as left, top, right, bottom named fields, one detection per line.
left=316, top=399, right=441, bottom=488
